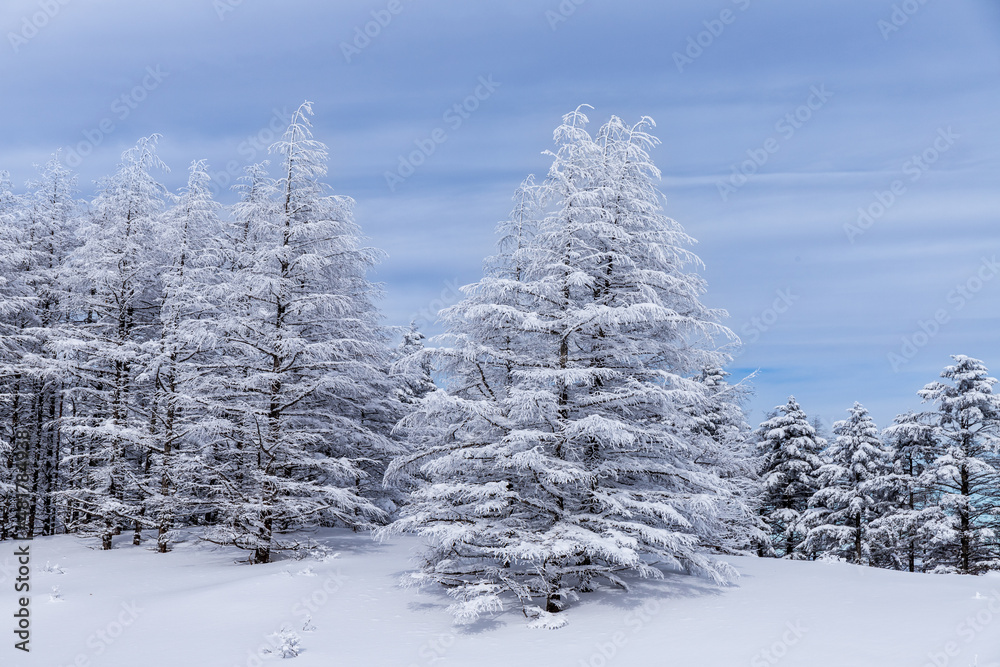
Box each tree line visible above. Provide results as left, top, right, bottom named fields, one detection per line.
left=757, top=355, right=1000, bottom=576
left=0, top=103, right=996, bottom=623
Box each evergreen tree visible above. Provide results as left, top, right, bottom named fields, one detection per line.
left=0, top=169, right=32, bottom=539
left=56, top=136, right=169, bottom=549
left=685, top=367, right=765, bottom=554
left=803, top=402, right=893, bottom=565
left=877, top=411, right=938, bottom=572
left=204, top=104, right=393, bottom=563
left=141, top=160, right=222, bottom=552
left=756, top=396, right=824, bottom=559
left=16, top=154, right=81, bottom=537
left=391, top=322, right=435, bottom=408
left=918, top=355, right=1000, bottom=574
left=386, top=110, right=747, bottom=624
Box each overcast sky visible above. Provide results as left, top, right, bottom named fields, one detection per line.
left=1, top=0, right=998, bottom=430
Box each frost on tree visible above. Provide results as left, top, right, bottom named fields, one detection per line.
left=0, top=157, right=81, bottom=539
left=877, top=410, right=938, bottom=572
left=0, top=169, right=30, bottom=539
left=392, top=322, right=436, bottom=408
left=203, top=103, right=397, bottom=564
left=386, top=109, right=748, bottom=624
left=755, top=397, right=824, bottom=559
left=387, top=322, right=437, bottom=493
left=917, top=355, right=1000, bottom=574
left=57, top=138, right=168, bottom=550
left=684, top=367, right=765, bottom=554
left=803, top=402, right=894, bottom=565
left=17, top=155, right=81, bottom=538
left=141, top=160, right=223, bottom=553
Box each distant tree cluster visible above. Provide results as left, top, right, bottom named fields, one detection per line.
left=756, top=355, right=1000, bottom=575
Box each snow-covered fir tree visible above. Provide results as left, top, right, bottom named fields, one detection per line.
left=385, top=109, right=748, bottom=624
left=203, top=103, right=396, bottom=563
left=392, top=322, right=436, bottom=406
left=56, top=137, right=169, bottom=549
left=382, top=322, right=437, bottom=496
left=803, top=402, right=894, bottom=565
left=877, top=410, right=938, bottom=572
left=917, top=355, right=1000, bottom=574
left=685, top=367, right=765, bottom=554
left=140, top=160, right=222, bottom=553
left=0, top=169, right=31, bottom=539
left=755, top=396, right=825, bottom=559
left=14, top=154, right=81, bottom=537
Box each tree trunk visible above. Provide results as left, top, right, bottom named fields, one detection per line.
left=157, top=367, right=176, bottom=554
left=252, top=505, right=273, bottom=564
left=907, top=483, right=916, bottom=573
left=42, top=388, right=59, bottom=536
left=133, top=508, right=144, bottom=546
left=960, top=465, right=970, bottom=573
left=102, top=519, right=114, bottom=550
left=854, top=513, right=862, bottom=564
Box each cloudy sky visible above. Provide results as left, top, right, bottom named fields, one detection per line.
left=1, top=0, right=998, bottom=429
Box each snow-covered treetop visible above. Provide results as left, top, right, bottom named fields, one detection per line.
left=93, top=134, right=169, bottom=220
left=270, top=100, right=330, bottom=186
left=826, top=402, right=889, bottom=481
left=918, top=355, right=1000, bottom=448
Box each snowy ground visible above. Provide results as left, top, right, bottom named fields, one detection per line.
left=7, top=529, right=1000, bottom=667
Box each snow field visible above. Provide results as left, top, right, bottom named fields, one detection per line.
left=11, top=529, right=1000, bottom=667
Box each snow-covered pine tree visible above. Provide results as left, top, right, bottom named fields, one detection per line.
left=382, top=322, right=437, bottom=497
left=755, top=396, right=825, bottom=559
left=391, top=322, right=435, bottom=408
left=140, top=160, right=223, bottom=553
left=0, top=158, right=81, bottom=540
left=877, top=411, right=938, bottom=572
left=56, top=136, right=169, bottom=549
left=16, top=154, right=81, bottom=537
left=685, top=368, right=766, bottom=554
left=803, top=402, right=894, bottom=565
left=198, top=161, right=277, bottom=536
left=0, top=169, right=32, bottom=539
left=917, top=355, right=1000, bottom=574
left=204, top=103, right=394, bottom=563
left=385, top=109, right=746, bottom=624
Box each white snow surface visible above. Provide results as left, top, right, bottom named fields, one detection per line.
left=10, top=529, right=1000, bottom=667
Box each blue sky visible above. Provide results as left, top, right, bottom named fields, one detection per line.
left=1, top=0, right=998, bottom=431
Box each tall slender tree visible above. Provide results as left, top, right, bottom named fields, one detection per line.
left=803, top=402, right=893, bottom=565
left=756, top=396, right=825, bottom=559
left=918, top=355, right=1000, bottom=574
left=18, top=155, right=80, bottom=537
left=204, top=104, right=393, bottom=563
left=877, top=411, right=938, bottom=572
left=140, top=160, right=223, bottom=552
left=56, top=136, right=168, bottom=549
left=0, top=170, right=31, bottom=539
